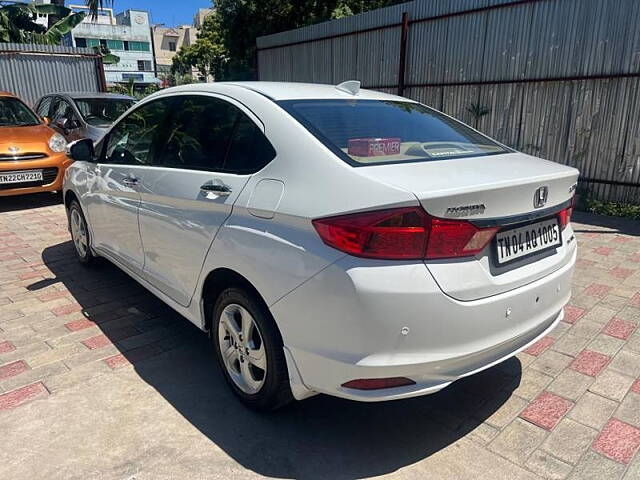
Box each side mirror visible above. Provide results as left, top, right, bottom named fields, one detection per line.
left=66, top=139, right=95, bottom=162
left=42, top=116, right=50, bottom=125
left=54, top=117, right=69, bottom=130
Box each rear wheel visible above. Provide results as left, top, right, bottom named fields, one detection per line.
left=69, top=200, right=96, bottom=266
left=212, top=287, right=293, bottom=411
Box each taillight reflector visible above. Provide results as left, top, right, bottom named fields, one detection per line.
left=312, top=206, right=499, bottom=260
left=341, top=377, right=416, bottom=390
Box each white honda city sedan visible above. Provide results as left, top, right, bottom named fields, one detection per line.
left=63, top=81, right=579, bottom=410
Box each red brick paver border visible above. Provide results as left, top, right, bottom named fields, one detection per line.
left=603, top=318, right=636, bottom=340
left=51, top=303, right=83, bottom=316
left=0, top=360, right=29, bottom=380
left=570, top=350, right=610, bottom=377
left=594, top=246, right=613, bottom=256
left=563, top=305, right=586, bottom=324
left=584, top=284, right=613, bottom=298
left=519, top=391, right=573, bottom=430
left=0, top=383, right=49, bottom=411
left=104, top=344, right=164, bottom=369
left=65, top=319, right=96, bottom=332
left=610, top=267, right=634, bottom=279
left=524, top=337, right=555, bottom=357
left=0, top=340, right=16, bottom=354
left=82, top=335, right=112, bottom=350
left=592, top=419, right=640, bottom=464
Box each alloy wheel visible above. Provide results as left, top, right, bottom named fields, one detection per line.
left=70, top=208, right=88, bottom=258
left=218, top=303, right=267, bottom=394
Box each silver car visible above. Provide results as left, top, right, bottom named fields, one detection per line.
left=34, top=92, right=135, bottom=143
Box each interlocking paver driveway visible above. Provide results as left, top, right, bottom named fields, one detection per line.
left=1, top=193, right=640, bottom=480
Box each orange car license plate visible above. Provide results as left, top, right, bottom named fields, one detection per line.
left=0, top=170, right=43, bottom=184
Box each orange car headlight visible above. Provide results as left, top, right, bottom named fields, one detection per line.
left=48, top=133, right=67, bottom=153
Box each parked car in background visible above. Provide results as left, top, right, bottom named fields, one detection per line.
left=0, top=91, right=71, bottom=197
left=63, top=81, right=578, bottom=411
left=34, top=92, right=135, bottom=143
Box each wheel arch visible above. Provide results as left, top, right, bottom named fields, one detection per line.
left=201, top=267, right=275, bottom=337
left=64, top=189, right=79, bottom=210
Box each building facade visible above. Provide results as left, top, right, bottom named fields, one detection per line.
left=151, top=7, right=214, bottom=82
left=65, top=5, right=159, bottom=86
left=152, top=25, right=196, bottom=76
left=193, top=8, right=213, bottom=29
left=31, top=0, right=51, bottom=28
left=152, top=8, right=214, bottom=85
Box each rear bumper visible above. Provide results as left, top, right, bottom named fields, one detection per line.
left=271, top=246, right=576, bottom=402
left=0, top=154, right=71, bottom=197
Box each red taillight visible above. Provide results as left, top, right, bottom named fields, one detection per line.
left=341, top=377, right=416, bottom=390
left=558, top=199, right=574, bottom=229
left=425, top=217, right=499, bottom=259
left=312, top=207, right=428, bottom=259
left=312, top=207, right=499, bottom=260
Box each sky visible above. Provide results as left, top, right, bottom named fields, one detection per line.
left=104, top=0, right=213, bottom=27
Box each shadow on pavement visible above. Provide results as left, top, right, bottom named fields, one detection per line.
left=0, top=192, right=62, bottom=213
left=573, top=210, right=640, bottom=236
left=35, top=240, right=522, bottom=479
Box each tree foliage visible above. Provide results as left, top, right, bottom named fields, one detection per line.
left=172, top=0, right=404, bottom=81
left=47, top=0, right=109, bottom=27
left=0, top=3, right=86, bottom=44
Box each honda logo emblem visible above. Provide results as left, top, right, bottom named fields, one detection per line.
left=534, top=186, right=548, bottom=208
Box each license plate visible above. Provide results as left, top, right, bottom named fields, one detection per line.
left=494, top=218, right=561, bottom=265
left=0, top=170, right=43, bottom=184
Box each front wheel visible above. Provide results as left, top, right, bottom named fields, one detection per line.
left=68, top=200, right=96, bottom=266
left=212, top=288, right=293, bottom=411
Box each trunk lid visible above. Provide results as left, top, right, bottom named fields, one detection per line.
left=357, top=152, right=579, bottom=301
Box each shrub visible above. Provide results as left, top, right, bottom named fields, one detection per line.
left=586, top=199, right=640, bottom=220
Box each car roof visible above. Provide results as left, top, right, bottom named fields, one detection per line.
left=46, top=92, right=136, bottom=101
left=154, top=81, right=411, bottom=102
left=0, top=91, right=16, bottom=98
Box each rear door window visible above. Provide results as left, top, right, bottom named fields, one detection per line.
left=155, top=96, right=238, bottom=172
left=224, top=114, right=276, bottom=174
left=279, top=99, right=510, bottom=166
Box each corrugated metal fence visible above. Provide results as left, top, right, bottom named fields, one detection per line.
left=257, top=0, right=640, bottom=204
left=0, top=43, right=105, bottom=107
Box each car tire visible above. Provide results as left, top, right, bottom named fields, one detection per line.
left=68, top=200, right=96, bottom=266
left=212, top=287, right=293, bottom=411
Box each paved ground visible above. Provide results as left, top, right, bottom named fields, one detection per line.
left=1, top=193, right=640, bottom=480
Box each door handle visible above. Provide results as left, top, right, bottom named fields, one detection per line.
left=122, top=176, right=139, bottom=186
left=200, top=182, right=231, bottom=196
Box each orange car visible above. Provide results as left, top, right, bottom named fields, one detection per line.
left=0, top=91, right=71, bottom=197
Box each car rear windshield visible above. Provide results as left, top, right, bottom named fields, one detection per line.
left=75, top=98, right=135, bottom=127
left=0, top=97, right=40, bottom=127
left=278, top=99, right=510, bottom=166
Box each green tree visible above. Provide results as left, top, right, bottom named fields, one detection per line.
left=48, top=0, right=109, bottom=28
left=172, top=0, right=404, bottom=81
left=0, top=3, right=86, bottom=44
